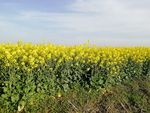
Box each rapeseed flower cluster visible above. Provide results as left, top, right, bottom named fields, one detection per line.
left=0, top=42, right=149, bottom=75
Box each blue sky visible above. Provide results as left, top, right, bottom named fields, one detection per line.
left=0, top=0, right=150, bottom=46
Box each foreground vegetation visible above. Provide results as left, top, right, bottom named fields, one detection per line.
left=0, top=42, right=150, bottom=113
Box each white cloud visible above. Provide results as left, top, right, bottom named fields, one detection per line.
left=15, top=1, right=150, bottom=34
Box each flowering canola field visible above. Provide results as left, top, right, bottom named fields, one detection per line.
left=0, top=42, right=150, bottom=112
left=0, top=42, right=150, bottom=76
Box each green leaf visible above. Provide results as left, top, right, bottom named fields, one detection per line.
left=11, top=94, right=19, bottom=103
